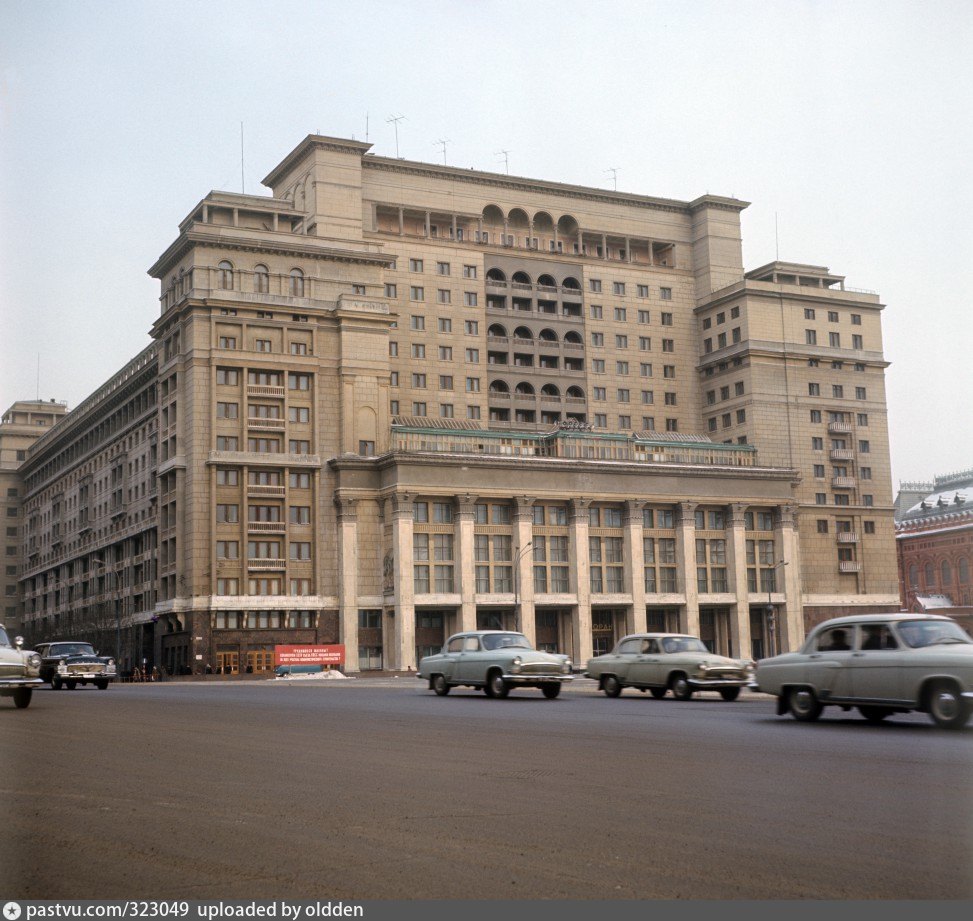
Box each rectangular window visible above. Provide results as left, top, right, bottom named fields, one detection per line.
left=465, top=320, right=478, bottom=335
left=806, top=330, right=817, bottom=345
left=288, top=373, right=311, bottom=391
left=852, top=334, right=863, bottom=349
left=661, top=312, right=673, bottom=325
left=436, top=261, right=450, bottom=276
left=464, top=292, right=478, bottom=307
left=463, top=265, right=477, bottom=279
left=438, top=318, right=452, bottom=333
left=662, top=339, right=674, bottom=352
left=412, top=344, right=425, bottom=359
left=465, top=348, right=479, bottom=363
left=660, top=288, right=672, bottom=301
left=410, top=286, right=424, bottom=301
left=409, top=258, right=423, bottom=272
left=856, top=387, right=867, bottom=400
left=216, top=368, right=239, bottom=386
left=590, top=279, right=602, bottom=293
left=614, top=307, right=627, bottom=321
left=613, top=282, right=625, bottom=296
left=437, top=289, right=451, bottom=304
left=590, top=305, right=603, bottom=319
left=218, top=336, right=237, bottom=349
left=384, top=283, right=397, bottom=298
left=289, top=506, right=311, bottom=525
left=438, top=347, right=452, bottom=361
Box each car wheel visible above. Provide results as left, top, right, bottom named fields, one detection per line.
left=13, top=688, right=32, bottom=709
left=788, top=686, right=822, bottom=722
left=671, top=675, right=693, bottom=701
left=541, top=683, right=561, bottom=699
left=485, top=670, right=509, bottom=699
left=927, top=682, right=970, bottom=730
left=649, top=687, right=667, bottom=699
left=66, top=681, right=77, bottom=690
left=602, top=675, right=622, bottom=698
left=432, top=674, right=450, bottom=696
left=95, top=680, right=109, bottom=690
left=858, top=705, right=892, bottom=724
left=51, top=676, right=62, bottom=690
left=720, top=687, right=741, bottom=702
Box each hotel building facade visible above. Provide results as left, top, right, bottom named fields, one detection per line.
left=16, top=135, right=899, bottom=674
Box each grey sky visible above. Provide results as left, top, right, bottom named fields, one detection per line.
left=1, top=0, right=970, bottom=486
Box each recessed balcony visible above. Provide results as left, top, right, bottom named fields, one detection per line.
left=838, top=561, right=861, bottom=573
left=832, top=476, right=857, bottom=489
left=837, top=532, right=859, bottom=543
left=830, top=448, right=854, bottom=460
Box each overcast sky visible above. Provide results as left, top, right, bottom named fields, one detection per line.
left=1, top=0, right=970, bottom=486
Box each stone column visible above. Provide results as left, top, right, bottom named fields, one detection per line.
left=456, top=494, right=477, bottom=632
left=424, top=212, right=431, bottom=238
left=728, top=503, right=752, bottom=661
left=676, top=501, right=700, bottom=637
left=624, top=500, right=646, bottom=634
left=776, top=504, right=804, bottom=653
left=569, top=498, right=593, bottom=664
left=398, top=207, right=404, bottom=236
left=514, top=496, right=535, bottom=644
left=601, top=233, right=608, bottom=260
left=391, top=492, right=415, bottom=669
left=334, top=494, right=359, bottom=673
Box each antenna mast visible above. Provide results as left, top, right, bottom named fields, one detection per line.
left=386, top=114, right=406, bottom=158
left=435, top=138, right=450, bottom=165
left=240, top=122, right=245, bottom=194
left=495, top=150, right=510, bottom=174
left=605, top=167, right=619, bottom=191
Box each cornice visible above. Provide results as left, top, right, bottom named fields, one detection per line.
left=262, top=135, right=374, bottom=188
left=149, top=227, right=395, bottom=278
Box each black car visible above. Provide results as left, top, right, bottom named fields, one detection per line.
left=35, top=641, right=117, bottom=690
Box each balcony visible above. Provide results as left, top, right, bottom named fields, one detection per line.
left=247, top=485, right=286, bottom=497
left=247, top=558, right=286, bottom=570
left=832, top=477, right=857, bottom=489
left=247, top=521, right=286, bottom=533
left=838, top=561, right=861, bottom=573
left=830, top=448, right=854, bottom=460
left=828, top=421, right=851, bottom=434
left=837, top=532, right=859, bottom=543
left=247, top=418, right=285, bottom=430
left=247, top=384, right=286, bottom=398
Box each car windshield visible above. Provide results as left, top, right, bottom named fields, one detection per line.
left=51, top=643, right=96, bottom=656
left=481, top=633, right=532, bottom=651
left=662, top=637, right=708, bottom=654
left=0, top=626, right=10, bottom=647
left=896, top=620, right=973, bottom=649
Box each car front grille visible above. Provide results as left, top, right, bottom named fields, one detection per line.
left=706, top=668, right=745, bottom=679
left=67, top=663, right=105, bottom=674
left=518, top=663, right=563, bottom=676
left=0, top=664, right=26, bottom=678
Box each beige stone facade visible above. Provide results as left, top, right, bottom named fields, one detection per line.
left=0, top=400, right=68, bottom=634
left=16, top=134, right=898, bottom=672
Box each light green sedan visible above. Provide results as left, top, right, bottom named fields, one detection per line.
left=754, top=613, right=973, bottom=729
left=418, top=631, right=573, bottom=699
left=585, top=633, right=753, bottom=700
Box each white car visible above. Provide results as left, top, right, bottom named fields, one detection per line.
left=754, top=613, right=973, bottom=729
left=0, top=624, right=43, bottom=708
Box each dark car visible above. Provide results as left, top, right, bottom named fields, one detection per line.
left=35, top=641, right=117, bottom=690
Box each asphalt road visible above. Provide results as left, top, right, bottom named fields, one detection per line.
left=2, top=678, right=971, bottom=900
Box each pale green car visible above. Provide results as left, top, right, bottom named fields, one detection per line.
left=585, top=633, right=753, bottom=700
left=0, top=624, right=43, bottom=709
left=753, top=613, right=973, bottom=729
left=418, top=631, right=573, bottom=699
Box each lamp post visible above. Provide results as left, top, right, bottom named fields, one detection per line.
left=765, top=559, right=789, bottom=658
left=513, top=541, right=533, bottom=633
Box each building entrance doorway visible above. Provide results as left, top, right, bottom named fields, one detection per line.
left=592, top=608, right=624, bottom=656
left=216, top=647, right=239, bottom=675
left=645, top=607, right=681, bottom=634
left=534, top=608, right=571, bottom=653
left=415, top=609, right=451, bottom=664
left=476, top=608, right=515, bottom=631
left=699, top=607, right=732, bottom=657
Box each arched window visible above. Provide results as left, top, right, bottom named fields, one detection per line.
left=941, top=560, right=953, bottom=585
left=289, top=268, right=305, bottom=297
left=254, top=264, right=269, bottom=294
left=959, top=558, right=970, bottom=584
left=908, top=564, right=919, bottom=588
left=924, top=563, right=935, bottom=587
left=218, top=261, right=234, bottom=290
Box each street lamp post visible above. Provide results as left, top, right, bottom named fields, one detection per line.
left=765, top=560, right=789, bottom=658
left=513, top=541, right=533, bottom=633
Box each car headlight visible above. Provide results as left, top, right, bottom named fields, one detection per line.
left=107, top=658, right=116, bottom=666
left=562, top=658, right=573, bottom=674
left=510, top=656, right=522, bottom=674
left=57, top=660, right=68, bottom=673
left=699, top=661, right=710, bottom=672
left=28, top=653, right=41, bottom=669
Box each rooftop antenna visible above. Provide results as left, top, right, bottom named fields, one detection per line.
left=386, top=114, right=406, bottom=158
left=365, top=112, right=369, bottom=142
left=775, top=212, right=780, bottom=261
left=495, top=150, right=510, bottom=174
left=240, top=122, right=245, bottom=194
left=36, top=353, right=40, bottom=401
left=605, top=167, right=619, bottom=191
left=435, top=138, right=450, bottom=165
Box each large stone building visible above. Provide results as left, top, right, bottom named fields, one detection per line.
left=0, top=400, right=68, bottom=634
left=16, top=134, right=899, bottom=674
left=895, top=469, right=973, bottom=632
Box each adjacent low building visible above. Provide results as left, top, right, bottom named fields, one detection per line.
left=15, top=134, right=900, bottom=673
left=895, top=469, right=973, bottom=632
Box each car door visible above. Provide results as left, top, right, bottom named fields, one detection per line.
left=805, top=625, right=856, bottom=701
left=628, top=638, right=663, bottom=687
left=849, top=623, right=908, bottom=703
left=456, top=635, right=485, bottom=682
left=438, top=635, right=465, bottom=680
